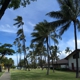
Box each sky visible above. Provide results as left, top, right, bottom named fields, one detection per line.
left=0, top=0, right=80, bottom=65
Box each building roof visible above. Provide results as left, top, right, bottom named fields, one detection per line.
left=53, top=59, right=68, bottom=65
left=65, top=49, right=80, bottom=59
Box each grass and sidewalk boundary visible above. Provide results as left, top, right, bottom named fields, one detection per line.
left=0, top=70, right=10, bottom=80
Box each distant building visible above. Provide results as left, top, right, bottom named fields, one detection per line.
left=65, top=49, right=80, bottom=71
left=45, top=49, right=80, bottom=71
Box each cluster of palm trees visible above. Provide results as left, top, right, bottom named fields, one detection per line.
left=46, top=0, right=80, bottom=78
left=13, top=0, right=80, bottom=78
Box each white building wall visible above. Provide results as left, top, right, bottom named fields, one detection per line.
left=61, top=65, right=68, bottom=68
left=68, top=52, right=80, bottom=70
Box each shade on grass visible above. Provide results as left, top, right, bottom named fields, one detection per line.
left=11, top=69, right=80, bottom=80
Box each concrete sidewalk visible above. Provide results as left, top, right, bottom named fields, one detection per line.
left=0, top=70, right=10, bottom=80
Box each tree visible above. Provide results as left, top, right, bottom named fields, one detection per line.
left=47, top=0, right=80, bottom=78
left=0, top=43, right=15, bottom=72
left=14, top=16, right=29, bottom=70
left=18, top=59, right=24, bottom=68
left=65, top=47, right=72, bottom=54
left=1, top=57, right=14, bottom=70
left=4, top=58, right=14, bottom=72
left=0, top=0, right=36, bottom=19
left=35, top=43, right=46, bottom=70
left=50, top=45, right=60, bottom=72
left=13, top=40, right=18, bottom=69
left=17, top=40, right=22, bottom=70
left=31, top=20, right=59, bottom=75
left=0, top=43, right=15, bottom=60
left=30, top=43, right=38, bottom=69
left=31, top=20, right=51, bottom=75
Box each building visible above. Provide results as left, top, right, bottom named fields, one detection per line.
left=45, top=49, right=80, bottom=71
left=65, top=49, right=80, bottom=71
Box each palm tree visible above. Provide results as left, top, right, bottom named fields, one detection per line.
left=14, top=16, right=27, bottom=69
left=17, top=41, right=22, bottom=70
left=31, top=20, right=51, bottom=75
left=31, top=20, right=59, bottom=75
left=50, top=45, right=60, bottom=72
left=30, top=43, right=39, bottom=69
left=65, top=47, right=72, bottom=54
left=47, top=0, right=80, bottom=77
left=35, top=43, right=47, bottom=70
left=13, top=39, right=19, bottom=69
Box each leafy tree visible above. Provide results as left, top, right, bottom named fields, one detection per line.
left=4, top=58, right=14, bottom=72
left=1, top=57, right=14, bottom=69
left=0, top=43, right=15, bottom=72
left=47, top=0, right=80, bottom=77
left=0, top=43, right=15, bottom=60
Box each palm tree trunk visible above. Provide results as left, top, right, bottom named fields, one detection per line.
left=20, top=52, right=21, bottom=69
left=52, top=58, right=54, bottom=72
left=17, top=53, right=18, bottom=69
left=40, top=54, right=43, bottom=70
left=23, top=39, right=28, bottom=70
left=46, top=37, right=50, bottom=75
left=74, top=22, right=79, bottom=78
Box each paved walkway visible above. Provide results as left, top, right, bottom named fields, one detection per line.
left=0, top=70, right=10, bottom=80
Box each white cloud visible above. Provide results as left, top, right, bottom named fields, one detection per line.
left=59, top=50, right=67, bottom=59
left=58, top=39, right=80, bottom=50
left=28, top=21, right=35, bottom=27
left=0, top=24, right=33, bottom=34
left=58, top=39, right=80, bottom=59
left=23, top=25, right=33, bottom=33
left=0, top=24, right=17, bottom=33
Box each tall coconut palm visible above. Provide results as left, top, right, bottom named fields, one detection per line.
left=31, top=20, right=59, bottom=75
left=13, top=40, right=18, bottom=69
left=31, top=20, right=51, bottom=75
left=47, top=0, right=80, bottom=77
left=14, top=16, right=28, bottom=69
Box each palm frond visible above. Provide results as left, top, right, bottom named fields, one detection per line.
left=59, top=21, right=71, bottom=35
left=16, top=29, right=23, bottom=36
left=49, top=19, right=69, bottom=29
left=47, top=11, right=63, bottom=19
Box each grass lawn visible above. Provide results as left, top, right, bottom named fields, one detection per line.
left=0, top=70, right=5, bottom=77
left=11, top=69, right=80, bottom=80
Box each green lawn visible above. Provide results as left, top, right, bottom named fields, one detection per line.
left=0, top=70, right=4, bottom=77
left=11, top=69, right=80, bottom=80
